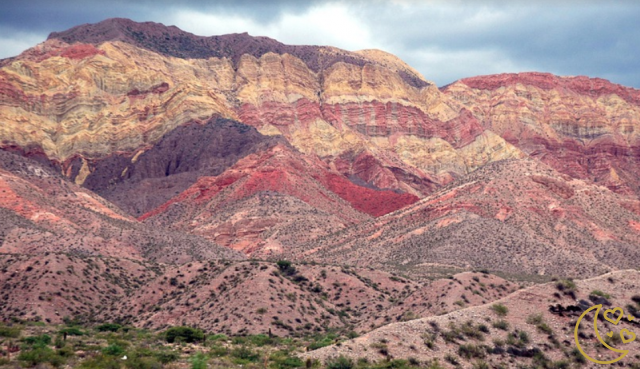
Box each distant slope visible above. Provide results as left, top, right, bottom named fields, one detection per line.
left=0, top=150, right=244, bottom=263
left=139, top=143, right=417, bottom=255
left=443, top=72, right=640, bottom=197
left=295, top=159, right=640, bottom=278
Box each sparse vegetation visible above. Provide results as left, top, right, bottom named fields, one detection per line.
left=490, top=303, right=509, bottom=317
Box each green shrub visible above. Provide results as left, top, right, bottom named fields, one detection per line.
left=79, top=354, right=122, bottom=368
left=96, top=323, right=122, bottom=332
left=307, top=334, right=337, bottom=350
left=490, top=303, right=509, bottom=317
left=230, top=346, right=260, bottom=363
left=274, top=356, right=304, bottom=368
left=209, top=344, right=228, bottom=357
left=189, top=352, right=208, bottom=369
left=154, top=349, right=180, bottom=364
left=590, top=290, right=611, bottom=299
left=18, top=346, right=65, bottom=367
left=125, top=355, right=163, bottom=369
left=0, top=324, right=21, bottom=338
left=458, top=344, right=486, bottom=359
left=247, top=334, right=275, bottom=346
left=60, top=327, right=85, bottom=336
left=23, top=334, right=52, bottom=347
left=492, top=319, right=509, bottom=330
left=326, top=356, right=353, bottom=369
left=165, top=326, right=204, bottom=343
left=207, top=333, right=228, bottom=342
left=102, top=344, right=125, bottom=356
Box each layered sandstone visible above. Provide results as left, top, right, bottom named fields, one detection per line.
left=0, top=19, right=524, bottom=201
left=444, top=72, right=640, bottom=195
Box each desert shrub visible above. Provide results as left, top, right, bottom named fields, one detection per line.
left=189, top=352, right=208, bottom=369
left=492, top=319, right=509, bottom=330
left=125, top=355, right=163, bottom=369
left=277, top=260, right=297, bottom=276
left=569, top=348, right=586, bottom=364
left=230, top=346, right=260, bottom=363
left=590, top=290, right=611, bottom=299
left=425, top=359, right=446, bottom=369
left=444, top=353, right=459, bottom=365
left=458, top=344, right=486, bottom=359
left=273, top=356, right=304, bottom=369
left=165, top=326, right=204, bottom=343
left=325, top=355, right=353, bottom=369
left=490, top=303, right=509, bottom=317
left=23, top=334, right=52, bottom=346
left=555, top=279, right=576, bottom=292
left=0, top=324, right=21, bottom=338
left=526, top=314, right=544, bottom=325
left=59, top=327, right=85, bottom=336
left=18, top=345, right=66, bottom=367
left=460, top=321, right=485, bottom=340
left=154, top=349, right=179, bottom=364
left=79, top=354, right=121, bottom=369
left=103, top=344, right=125, bottom=356
left=96, top=323, right=122, bottom=332
left=307, top=333, right=337, bottom=350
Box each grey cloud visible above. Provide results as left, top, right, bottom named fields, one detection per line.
left=357, top=2, right=640, bottom=86
left=1, top=1, right=639, bottom=87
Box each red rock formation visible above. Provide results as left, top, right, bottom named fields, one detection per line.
left=444, top=72, right=640, bottom=196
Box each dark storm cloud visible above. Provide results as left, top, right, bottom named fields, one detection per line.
left=358, top=2, right=640, bottom=86
left=0, top=0, right=319, bottom=33
left=1, top=1, right=639, bottom=87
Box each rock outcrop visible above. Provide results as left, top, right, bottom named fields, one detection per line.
left=444, top=72, right=640, bottom=196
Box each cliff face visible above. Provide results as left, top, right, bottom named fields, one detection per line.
left=443, top=72, right=640, bottom=195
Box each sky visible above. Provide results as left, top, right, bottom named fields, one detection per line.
left=1, top=0, right=639, bottom=87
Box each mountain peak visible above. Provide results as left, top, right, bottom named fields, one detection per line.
left=46, top=18, right=429, bottom=88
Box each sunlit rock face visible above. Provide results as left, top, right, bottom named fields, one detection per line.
left=443, top=72, right=640, bottom=195
left=0, top=18, right=523, bottom=200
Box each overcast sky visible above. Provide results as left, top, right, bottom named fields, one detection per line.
left=1, top=0, right=639, bottom=87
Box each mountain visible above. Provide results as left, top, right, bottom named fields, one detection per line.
left=0, top=18, right=639, bottom=307
left=3, top=19, right=640, bottom=369
left=293, top=158, right=640, bottom=278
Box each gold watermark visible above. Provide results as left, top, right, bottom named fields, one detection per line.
left=574, top=304, right=636, bottom=364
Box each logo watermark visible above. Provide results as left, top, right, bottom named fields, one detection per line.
left=574, top=304, right=636, bottom=364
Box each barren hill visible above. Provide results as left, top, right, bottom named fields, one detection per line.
left=304, top=269, right=640, bottom=368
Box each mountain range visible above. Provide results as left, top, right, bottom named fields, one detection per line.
left=1, top=18, right=640, bottom=367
